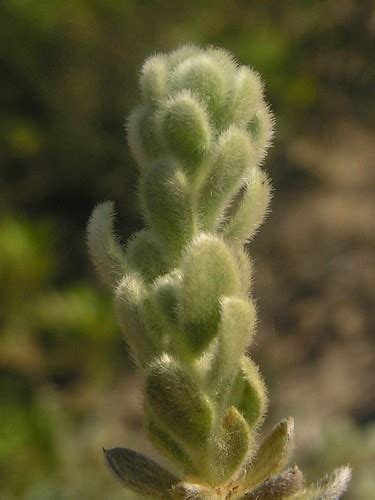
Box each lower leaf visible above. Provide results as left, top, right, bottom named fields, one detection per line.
left=104, top=447, right=179, bottom=498
left=290, top=466, right=351, bottom=500
left=241, top=466, right=303, bottom=499
left=239, top=417, right=294, bottom=493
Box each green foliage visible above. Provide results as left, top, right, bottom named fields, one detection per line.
left=87, top=45, right=350, bottom=499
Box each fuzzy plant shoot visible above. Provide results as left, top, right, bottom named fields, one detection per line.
left=87, top=46, right=351, bottom=499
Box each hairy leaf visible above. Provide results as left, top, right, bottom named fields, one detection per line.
left=141, top=160, right=195, bottom=257
left=231, top=66, right=264, bottom=128
left=170, top=54, right=230, bottom=128
left=228, top=356, right=268, bottom=430
left=179, top=234, right=241, bottom=353
left=87, top=201, right=127, bottom=288
left=210, top=297, right=256, bottom=387
left=104, top=447, right=178, bottom=498
left=146, top=354, right=213, bottom=447
left=147, top=413, right=197, bottom=475
left=214, top=406, right=252, bottom=483
left=247, top=107, right=274, bottom=163
left=241, top=417, right=294, bottom=492
left=223, top=167, right=272, bottom=246
left=290, top=466, right=351, bottom=500
left=127, top=105, right=162, bottom=170
left=199, top=126, right=255, bottom=231
left=126, top=229, right=167, bottom=282
left=115, top=274, right=162, bottom=366
left=160, top=91, right=211, bottom=174
left=140, top=54, right=168, bottom=105
left=242, top=466, right=303, bottom=499
left=151, top=271, right=182, bottom=327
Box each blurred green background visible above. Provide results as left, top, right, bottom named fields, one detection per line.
left=1, top=1, right=374, bottom=498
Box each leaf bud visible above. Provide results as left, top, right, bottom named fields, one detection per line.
left=160, top=91, right=211, bottom=175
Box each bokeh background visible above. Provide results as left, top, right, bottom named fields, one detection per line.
left=1, top=1, right=374, bottom=498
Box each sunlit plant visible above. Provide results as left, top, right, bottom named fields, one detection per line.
left=87, top=45, right=351, bottom=499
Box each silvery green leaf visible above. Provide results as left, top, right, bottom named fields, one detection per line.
left=104, top=447, right=179, bottom=498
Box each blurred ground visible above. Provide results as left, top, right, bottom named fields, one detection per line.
left=0, top=1, right=374, bottom=498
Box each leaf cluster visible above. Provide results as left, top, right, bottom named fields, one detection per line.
left=88, top=46, right=350, bottom=499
